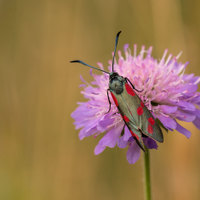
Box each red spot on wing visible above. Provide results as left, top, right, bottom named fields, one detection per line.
left=137, top=106, right=143, bottom=115
left=130, top=130, right=139, bottom=140
left=110, top=92, right=118, bottom=106
left=123, top=115, right=130, bottom=123
left=140, top=101, right=144, bottom=108
left=148, top=124, right=153, bottom=134
left=148, top=117, right=155, bottom=125
left=125, top=83, right=135, bottom=96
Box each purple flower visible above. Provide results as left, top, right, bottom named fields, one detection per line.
left=71, top=44, right=200, bottom=164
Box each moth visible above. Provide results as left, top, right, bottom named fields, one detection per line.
left=71, top=31, right=163, bottom=151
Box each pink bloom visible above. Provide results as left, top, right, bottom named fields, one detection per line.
left=71, top=44, right=200, bottom=164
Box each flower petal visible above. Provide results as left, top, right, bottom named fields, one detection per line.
left=94, top=144, right=106, bottom=155
left=195, top=109, right=200, bottom=118
left=176, top=110, right=196, bottom=122
left=158, top=105, right=177, bottom=114
left=118, top=137, right=128, bottom=148
left=183, top=84, right=198, bottom=94
left=157, top=115, right=177, bottom=130
left=123, top=126, right=132, bottom=141
left=98, top=114, right=115, bottom=131
left=177, top=101, right=196, bottom=111
left=96, top=123, right=124, bottom=150
left=176, top=122, right=191, bottom=138
left=124, top=44, right=129, bottom=52
left=79, top=127, right=97, bottom=140
left=127, top=141, right=141, bottom=164
left=193, top=118, right=200, bottom=129
left=143, top=137, right=158, bottom=149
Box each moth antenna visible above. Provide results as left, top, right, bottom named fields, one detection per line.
left=70, top=60, right=110, bottom=74
left=112, top=31, right=122, bottom=72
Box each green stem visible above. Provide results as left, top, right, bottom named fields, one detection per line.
left=143, top=147, right=151, bottom=200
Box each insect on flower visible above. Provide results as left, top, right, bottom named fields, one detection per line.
left=71, top=31, right=163, bottom=151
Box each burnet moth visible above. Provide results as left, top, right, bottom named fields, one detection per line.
left=71, top=31, right=163, bottom=151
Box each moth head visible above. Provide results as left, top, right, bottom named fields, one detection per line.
left=109, top=72, right=124, bottom=94
left=109, top=72, right=119, bottom=80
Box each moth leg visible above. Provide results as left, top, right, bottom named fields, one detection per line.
left=105, top=89, right=112, bottom=114
left=125, top=78, right=143, bottom=93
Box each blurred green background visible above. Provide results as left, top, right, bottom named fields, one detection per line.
left=0, top=0, right=200, bottom=200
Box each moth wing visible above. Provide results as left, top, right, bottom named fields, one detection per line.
left=121, top=82, right=163, bottom=143
left=128, top=124, right=145, bottom=151
left=140, top=105, right=163, bottom=142
left=110, top=91, right=145, bottom=150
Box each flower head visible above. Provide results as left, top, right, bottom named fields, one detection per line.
left=71, top=44, right=200, bottom=164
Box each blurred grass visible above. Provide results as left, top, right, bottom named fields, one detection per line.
left=0, top=0, right=200, bottom=200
